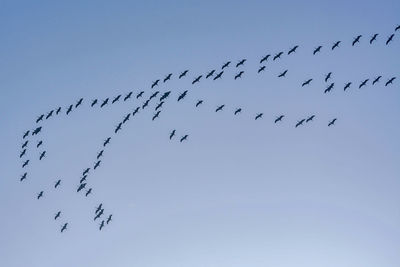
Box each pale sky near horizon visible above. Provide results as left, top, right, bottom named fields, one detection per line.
left=1, top=1, right=399, bottom=266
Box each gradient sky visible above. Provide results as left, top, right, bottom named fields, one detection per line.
left=1, top=1, right=400, bottom=266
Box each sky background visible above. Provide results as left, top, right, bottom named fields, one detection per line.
left=1, top=0, right=399, bottom=266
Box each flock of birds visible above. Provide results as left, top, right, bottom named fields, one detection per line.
left=18, top=25, right=399, bottom=233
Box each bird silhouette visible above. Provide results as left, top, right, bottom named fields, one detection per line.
left=260, top=54, right=270, bottom=63
left=22, top=160, right=29, bottom=168
left=328, top=118, right=337, bottom=126
left=275, top=115, right=284, bottom=123
left=114, top=123, right=122, bottom=133
left=258, top=66, right=266, bottom=73
left=372, top=76, right=382, bottom=85
left=180, top=135, right=188, bottom=142
left=91, top=99, right=98, bottom=107
left=206, top=70, right=215, bottom=79
left=75, top=98, right=83, bottom=108
left=273, top=52, right=283, bottom=60
left=236, top=59, right=246, bottom=67
left=106, top=214, right=112, bottom=224
left=385, top=77, right=396, bottom=86
left=195, top=100, right=203, bottom=107
left=370, top=33, right=378, bottom=44
left=39, top=151, right=46, bottom=160
left=278, top=70, right=288, bottom=77
left=306, top=115, right=315, bottom=122
left=386, top=34, right=394, bottom=45
left=94, top=160, right=101, bottom=170
left=169, top=130, right=176, bottom=140
left=80, top=175, right=87, bottom=184
left=95, top=204, right=103, bottom=214
left=124, top=92, right=133, bottom=101
left=344, top=82, right=352, bottom=91
left=85, top=188, right=92, bottom=197
left=352, top=35, right=362, bottom=46
left=123, top=113, right=131, bottom=123
left=213, top=71, right=223, bottom=80
left=221, top=61, right=231, bottom=69
left=132, top=107, right=140, bottom=116
left=56, top=107, right=61, bottom=114
left=61, top=223, right=68, bottom=233
left=22, top=140, right=28, bottom=149
left=19, top=149, right=26, bottom=158
left=313, top=46, right=322, bottom=55
left=324, top=83, right=334, bottom=93
left=177, top=90, right=188, bottom=102
left=160, top=91, right=171, bottom=101
left=20, top=172, right=27, bottom=182
left=82, top=168, right=90, bottom=176
left=142, top=99, right=150, bottom=109
left=332, top=41, right=341, bottom=50
left=155, top=101, right=164, bottom=111
left=36, top=114, right=44, bottom=123
left=54, top=211, right=61, bottom=220
left=359, top=79, right=369, bottom=89
left=46, top=110, right=53, bottom=120
left=37, top=191, right=44, bottom=199
left=295, top=119, right=305, bottom=127
left=23, top=131, right=30, bottom=139
left=302, top=79, right=313, bottom=87
left=288, top=45, right=299, bottom=55
left=103, top=137, right=111, bottom=147
left=77, top=183, right=86, bottom=193
left=163, top=73, right=172, bottom=83
left=234, top=108, right=242, bottom=115
left=99, top=220, right=105, bottom=231
left=179, top=70, right=189, bottom=79
left=192, top=75, right=202, bottom=84
left=112, top=95, right=121, bottom=104
left=152, top=111, right=161, bottom=121
left=136, top=91, right=144, bottom=99
left=396, top=25, right=400, bottom=31
left=235, top=71, right=244, bottom=79
left=255, top=113, right=263, bottom=120
left=32, top=126, right=42, bottom=135
left=215, top=105, right=225, bottom=112
left=325, top=72, right=332, bottom=82
left=100, top=98, right=109, bottom=108
left=94, top=209, right=104, bottom=221
left=97, top=150, right=104, bottom=159
left=55, top=179, right=61, bottom=188
left=66, top=104, right=73, bottom=115
left=151, top=79, right=160, bottom=88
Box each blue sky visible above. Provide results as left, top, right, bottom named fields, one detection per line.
left=1, top=1, right=399, bottom=266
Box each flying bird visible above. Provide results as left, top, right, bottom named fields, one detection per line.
left=103, top=137, right=111, bottom=147
left=94, top=160, right=101, bottom=170
left=288, top=45, right=299, bottom=55
left=23, top=131, right=30, bottom=139
left=313, top=46, right=322, bottom=55
left=99, top=220, right=105, bottom=231
left=54, top=211, right=61, bottom=220
left=151, top=79, right=160, bottom=88
left=275, top=115, right=284, bottom=123
left=75, top=98, right=83, bottom=108
left=206, top=70, right=215, bottom=78
left=32, top=126, right=42, bottom=135
left=106, top=214, right=112, bottom=224
left=136, top=91, right=144, bottom=99
left=234, top=108, right=242, bottom=115
left=155, top=101, right=164, bottom=111
left=55, top=179, right=61, bottom=188
left=236, top=59, right=246, bottom=67
left=359, top=79, right=369, bottom=89
left=352, top=35, right=362, bottom=46
left=295, top=119, right=306, bottom=128
left=396, top=25, right=400, bottom=31
left=142, top=99, right=150, bottom=109
left=195, top=100, right=203, bottom=107
left=22, top=160, right=29, bottom=168
left=97, top=150, right=104, bottom=159
left=386, top=34, right=394, bottom=45
left=328, top=118, right=337, bottom=126
left=77, top=183, right=86, bottom=193
left=19, top=149, right=26, bottom=158
left=56, top=107, right=62, bottom=114
left=152, top=111, right=161, bottom=121
left=100, top=98, right=109, bottom=108
left=36, top=114, right=44, bottom=123
left=45, top=110, right=53, bottom=119
left=124, top=92, right=133, bottom=101
left=169, top=130, right=176, bottom=140
left=325, top=72, right=332, bottom=82
left=95, top=204, right=103, bottom=214
left=20, top=172, right=27, bottom=182
left=180, top=135, right=188, bottom=142
left=221, top=61, right=231, bottom=69
left=112, top=94, right=121, bottom=104
left=22, top=140, right=28, bottom=149
left=372, top=76, right=382, bottom=85
left=160, top=91, right=171, bottom=101
left=192, top=75, right=202, bottom=84
left=332, top=41, right=341, bottom=50
left=385, top=77, right=396, bottom=86
left=179, top=70, right=189, bottom=79
left=149, top=91, right=159, bottom=100
left=260, top=54, right=270, bottom=63
left=302, top=79, right=313, bottom=87
left=234, top=71, right=244, bottom=80
left=80, top=175, right=87, bottom=184
left=215, top=105, right=225, bottom=112
left=278, top=70, right=288, bottom=78
left=255, top=113, right=263, bottom=120
left=163, top=73, right=172, bottom=83
left=306, top=115, right=315, bottom=122
left=344, top=82, right=352, bottom=91
left=85, top=188, right=92, bottom=197
left=132, top=107, right=140, bottom=116
left=324, top=83, right=334, bottom=93
left=83, top=168, right=90, bottom=176
left=39, top=151, right=46, bottom=160
left=91, top=99, right=98, bottom=107
left=177, top=90, right=188, bottom=102
left=370, top=33, right=378, bottom=44
left=66, top=104, right=73, bottom=115
left=37, top=140, right=43, bottom=148
left=273, top=52, right=283, bottom=60
left=94, top=209, right=104, bottom=221
left=61, top=223, right=68, bottom=233
left=123, top=113, right=131, bottom=123
left=114, top=123, right=122, bottom=133
left=258, top=66, right=266, bottom=73
left=213, top=71, right=223, bottom=80
left=37, top=191, right=44, bottom=199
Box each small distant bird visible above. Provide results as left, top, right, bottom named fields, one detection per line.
left=155, top=102, right=164, bottom=111
left=103, top=137, right=111, bottom=147
left=20, top=172, right=27, bottom=182
left=94, top=160, right=101, bottom=170
left=54, top=211, right=61, bottom=220
left=37, top=140, right=43, bottom=148
left=325, top=72, right=332, bottom=82
left=352, top=35, right=362, bottom=46
left=385, top=77, right=396, bottom=86
left=313, top=46, right=322, bottom=55
left=234, top=71, right=244, bottom=80
left=37, top=191, right=44, bottom=199
left=100, top=98, right=109, bottom=108
left=99, top=220, right=105, bottom=231
left=136, top=91, right=144, bottom=99
left=275, top=115, right=284, bottom=123
left=61, top=223, right=68, bottom=233
left=77, top=183, right=86, bottom=193
left=180, top=135, right=188, bottom=142
left=359, top=79, right=369, bottom=89
left=56, top=107, right=62, bottom=115
left=295, top=119, right=306, bottom=128
left=195, top=100, right=203, bottom=107
left=163, top=73, right=172, bottom=83
left=112, top=94, right=121, bottom=104
left=94, top=209, right=104, bottom=221
left=106, top=214, right=112, bottom=224
left=396, top=25, right=400, bottom=31
left=215, top=105, right=225, bottom=112
left=221, top=61, right=231, bottom=69
left=36, top=114, right=44, bottom=123
left=325, top=83, right=334, bottom=93
left=55, top=179, right=61, bottom=188
left=260, top=54, right=270, bottom=63
left=152, top=111, right=161, bottom=121
left=22, top=160, right=29, bottom=168
left=142, top=99, right=150, bottom=109
left=83, top=168, right=90, bottom=176
left=39, top=151, right=46, bottom=160
left=32, top=126, right=42, bottom=135
left=179, top=70, right=189, bottom=79
left=97, top=150, right=104, bottom=159
left=75, top=98, right=83, bottom=108
left=151, top=79, right=160, bottom=88
left=124, top=92, right=133, bottom=101
left=302, top=79, right=313, bottom=87
left=332, top=41, right=341, bottom=50
left=114, top=123, right=122, bottom=133
left=273, top=52, right=283, bottom=60
left=23, top=131, right=30, bottom=139
left=192, top=75, right=202, bottom=84
left=278, top=70, right=288, bottom=78
left=328, top=118, right=337, bottom=126
left=132, top=107, right=140, bottom=116
left=85, top=188, right=92, bottom=197
left=258, top=66, right=266, bottom=73
left=234, top=108, right=242, bottom=115
left=370, top=33, right=378, bottom=44
left=372, top=76, right=382, bottom=85
left=206, top=70, right=215, bottom=78
left=19, top=149, right=26, bottom=158
left=306, top=115, right=315, bottom=122
left=22, top=140, right=28, bottom=149
left=255, top=113, right=263, bottom=120
left=169, top=130, right=176, bottom=140
left=177, top=90, right=188, bottom=102
left=213, top=71, right=224, bottom=80
left=46, top=110, right=53, bottom=120
left=386, top=34, right=395, bottom=45
left=288, top=45, right=298, bottom=55
left=95, top=204, right=103, bottom=214
left=160, top=91, right=171, bottom=101
left=66, top=104, right=73, bottom=115
left=80, top=175, right=87, bottom=184
left=91, top=99, right=98, bottom=107
left=149, top=91, right=159, bottom=100
left=236, top=59, right=246, bottom=67
left=344, top=82, right=352, bottom=91
left=123, top=113, right=131, bottom=123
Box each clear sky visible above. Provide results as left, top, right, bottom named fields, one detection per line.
left=1, top=0, right=399, bottom=266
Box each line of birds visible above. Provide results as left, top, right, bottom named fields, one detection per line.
left=18, top=24, right=399, bottom=233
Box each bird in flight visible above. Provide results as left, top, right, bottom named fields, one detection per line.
left=236, top=59, right=246, bottom=67
left=22, top=140, right=28, bottom=149
left=97, top=150, right=104, bottom=159
left=352, top=35, right=362, bottom=46
left=22, top=160, right=29, bottom=168
left=99, top=220, right=105, bottom=231
left=94, top=209, right=104, bottom=221
left=295, top=119, right=306, bottom=128
left=56, top=107, right=61, bottom=115
left=195, top=100, right=203, bottom=107
left=20, top=172, right=27, bottom=182
left=179, top=70, right=189, bottom=79
left=106, top=214, right=112, bottom=224
left=302, top=79, right=313, bottom=87
left=163, top=73, right=172, bottom=83
left=152, top=111, right=161, bottom=121
left=213, top=71, right=224, bottom=80
left=66, top=104, right=73, bottom=115
left=112, top=94, right=121, bottom=104
left=260, top=54, right=270, bottom=63
left=149, top=91, right=159, bottom=100
left=177, top=90, right=188, bottom=102
left=91, top=99, right=98, bottom=107
left=37, top=191, right=44, bottom=200
left=328, top=118, right=337, bottom=126
left=313, top=46, right=322, bottom=55
left=55, top=179, right=61, bottom=188
left=61, top=223, right=68, bottom=233
left=115, top=123, right=122, bottom=133
left=132, top=107, right=140, bottom=116
left=385, top=77, right=396, bottom=86
left=94, top=160, right=101, bottom=170
left=155, top=101, right=164, bottom=111
left=19, top=149, right=26, bottom=158
left=151, top=79, right=160, bottom=88
left=54, top=211, right=61, bottom=220
left=85, top=188, right=92, bottom=197
left=332, top=41, right=341, bottom=50
left=206, top=70, right=215, bottom=79
left=123, top=113, right=131, bottom=123
left=192, top=75, right=202, bottom=84
left=142, top=99, right=150, bottom=109
left=75, top=98, right=83, bottom=108
left=103, top=137, right=111, bottom=147
left=278, top=70, right=288, bottom=78
left=100, top=98, right=109, bottom=108
left=46, top=110, right=53, bottom=120
left=169, top=130, right=176, bottom=140
left=396, top=25, right=400, bottom=31
left=77, top=183, right=86, bottom=193
left=324, top=83, right=334, bottom=93
left=235, top=71, right=244, bottom=80
left=258, top=66, right=266, bottom=73
left=344, top=82, right=352, bottom=91
left=95, top=204, right=103, bottom=214
left=136, top=91, right=144, bottom=99
left=234, top=108, right=242, bottom=115
left=288, top=45, right=299, bottom=55
left=180, top=135, right=188, bottom=142
left=160, top=91, right=171, bottom=101
left=359, top=79, right=369, bottom=89
left=325, top=72, right=332, bottom=82
left=32, top=126, right=42, bottom=136
left=275, top=115, right=284, bottom=123
left=124, top=92, right=133, bottom=101
left=23, top=130, right=30, bottom=139
left=273, top=52, right=283, bottom=60
left=215, top=105, right=225, bottom=112
left=306, top=115, right=315, bottom=123
left=255, top=113, right=263, bottom=120
left=386, top=34, right=395, bottom=45
left=39, top=151, right=46, bottom=160
left=221, top=61, right=231, bottom=69
left=80, top=175, right=87, bottom=184
left=36, top=114, right=44, bottom=123
left=372, top=76, right=382, bottom=85
left=370, top=34, right=378, bottom=44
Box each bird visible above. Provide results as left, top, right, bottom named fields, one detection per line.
left=258, top=66, right=266, bottom=73
left=151, top=79, right=160, bottom=88
left=100, top=98, right=109, bottom=108
left=288, top=45, right=299, bottom=55
left=213, top=71, right=223, bottom=80
left=22, top=160, right=29, bottom=168
left=278, top=70, right=288, bottom=78
left=61, top=223, right=68, bottom=233
left=359, top=79, right=369, bottom=89
left=132, top=107, right=140, bottom=116
left=152, top=111, right=161, bottom=121
left=19, top=149, right=26, bottom=158
left=91, top=99, right=98, bottom=107
left=273, top=52, right=283, bottom=60
left=179, top=70, right=189, bottom=79
left=94, top=160, right=101, bottom=170
left=160, top=91, right=171, bottom=101
left=215, top=105, right=225, bottom=112
left=55, top=179, right=61, bottom=188
left=332, top=41, right=341, bottom=50
left=149, top=91, right=159, bottom=100
left=32, top=126, right=42, bottom=135
left=255, top=113, right=263, bottom=120
left=328, top=118, right=337, bottom=126
left=295, top=119, right=306, bottom=128
left=83, top=168, right=90, bottom=176
left=177, top=90, right=188, bottom=102
left=236, top=59, right=246, bottom=67
left=112, top=95, right=121, bottom=104
left=206, top=70, right=215, bottom=78
left=85, top=188, right=92, bottom=197
left=37, top=191, right=44, bottom=199
left=234, top=71, right=244, bottom=80
left=260, top=54, right=270, bottom=63
left=169, top=130, right=176, bottom=140
left=142, top=99, right=150, bottom=109
left=54, top=211, right=61, bottom=220
left=106, top=214, right=112, bottom=224
left=234, top=108, right=242, bottom=115
left=36, top=114, right=44, bottom=123
left=20, top=172, right=27, bottom=182
left=352, top=35, right=362, bottom=46
left=77, top=183, right=86, bottom=193
left=123, top=113, right=131, bottom=123
left=192, top=75, right=202, bottom=84
left=325, top=72, right=332, bottom=82
left=115, top=123, right=122, bottom=133
left=386, top=34, right=395, bottom=45
left=97, top=150, right=104, bottom=159
left=95, top=204, right=103, bottom=214
left=22, top=140, right=28, bottom=149
left=45, top=110, right=53, bottom=120
left=180, top=135, right=188, bottom=142
left=66, top=104, right=73, bottom=115
left=124, top=92, right=133, bottom=101
left=99, top=220, right=105, bottom=231
left=324, top=83, right=334, bottom=93
left=36, top=140, right=43, bottom=148
left=39, top=151, right=46, bottom=160
left=313, top=46, right=322, bottom=55
left=275, top=115, right=284, bottom=123
left=94, top=209, right=104, bottom=221
left=344, top=82, right=352, bottom=91
left=195, top=100, right=203, bottom=107
left=372, top=76, right=382, bottom=85
left=302, top=79, right=313, bottom=87
left=163, top=73, right=172, bottom=83
left=385, top=77, right=396, bottom=86
left=370, top=33, right=378, bottom=44
left=80, top=175, right=87, bottom=184
left=136, top=91, right=144, bottom=99
left=306, top=115, right=315, bottom=122
left=23, top=131, right=30, bottom=139
left=221, top=61, right=231, bottom=69
left=396, top=25, right=400, bottom=31
left=103, top=137, right=111, bottom=147
left=75, top=98, right=83, bottom=108
left=56, top=107, right=62, bottom=115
